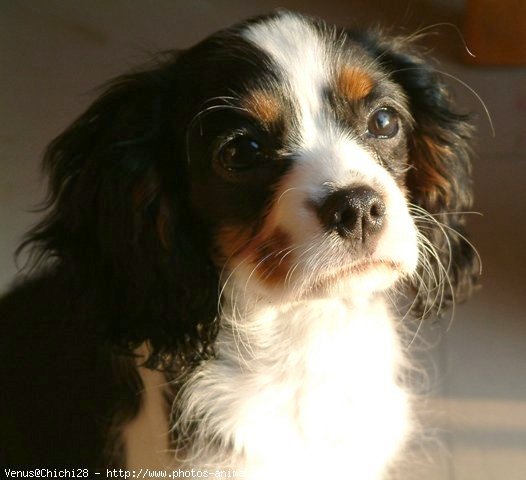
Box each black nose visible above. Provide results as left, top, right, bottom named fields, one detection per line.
left=318, top=186, right=386, bottom=241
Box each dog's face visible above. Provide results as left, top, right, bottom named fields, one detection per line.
left=182, top=14, right=420, bottom=300
left=25, top=12, right=477, bottom=366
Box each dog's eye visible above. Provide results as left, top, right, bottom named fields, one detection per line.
left=218, top=137, right=264, bottom=172
left=367, top=108, right=399, bottom=139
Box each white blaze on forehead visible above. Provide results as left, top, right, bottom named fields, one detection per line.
left=243, top=13, right=330, bottom=144
left=243, top=15, right=419, bottom=279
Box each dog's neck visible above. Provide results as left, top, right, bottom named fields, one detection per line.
left=172, top=293, right=413, bottom=479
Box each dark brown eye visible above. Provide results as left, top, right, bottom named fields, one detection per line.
left=367, top=108, right=400, bottom=139
left=218, top=137, right=263, bottom=172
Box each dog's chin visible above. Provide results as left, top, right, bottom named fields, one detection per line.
left=238, top=258, right=411, bottom=304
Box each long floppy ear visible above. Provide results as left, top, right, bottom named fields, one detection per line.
left=364, top=34, right=479, bottom=316
left=19, top=56, right=219, bottom=369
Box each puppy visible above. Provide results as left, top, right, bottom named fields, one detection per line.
left=0, top=11, right=477, bottom=479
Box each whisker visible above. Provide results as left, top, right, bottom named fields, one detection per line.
left=403, top=22, right=477, bottom=59
left=404, top=202, right=482, bottom=341
left=425, top=211, right=483, bottom=217
left=277, top=187, right=300, bottom=205
left=389, top=66, right=494, bottom=137
left=410, top=204, right=482, bottom=275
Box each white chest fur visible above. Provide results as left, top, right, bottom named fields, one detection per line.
left=176, top=296, right=413, bottom=480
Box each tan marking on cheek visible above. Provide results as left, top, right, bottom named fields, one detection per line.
left=214, top=223, right=294, bottom=287
left=336, top=67, right=374, bottom=101
left=242, top=90, right=281, bottom=125
left=253, top=228, right=293, bottom=286
left=214, top=226, right=254, bottom=267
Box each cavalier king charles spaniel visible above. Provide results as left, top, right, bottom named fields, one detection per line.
left=1, top=11, right=478, bottom=479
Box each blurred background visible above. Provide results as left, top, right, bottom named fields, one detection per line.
left=1, top=1, right=525, bottom=478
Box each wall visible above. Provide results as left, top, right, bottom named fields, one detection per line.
left=1, top=2, right=525, bottom=478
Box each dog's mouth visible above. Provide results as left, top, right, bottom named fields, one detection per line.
left=305, top=258, right=403, bottom=292
left=328, top=258, right=401, bottom=276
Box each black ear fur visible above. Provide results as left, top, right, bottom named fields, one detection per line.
left=356, top=32, right=479, bottom=316
left=19, top=57, right=219, bottom=369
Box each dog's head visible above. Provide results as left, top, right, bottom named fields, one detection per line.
left=23, top=12, right=477, bottom=367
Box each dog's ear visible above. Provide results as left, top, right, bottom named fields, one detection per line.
left=20, top=56, right=219, bottom=369
left=361, top=33, right=479, bottom=316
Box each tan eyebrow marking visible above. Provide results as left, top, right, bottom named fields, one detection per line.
left=242, top=90, right=282, bottom=124
left=336, top=67, right=374, bottom=101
